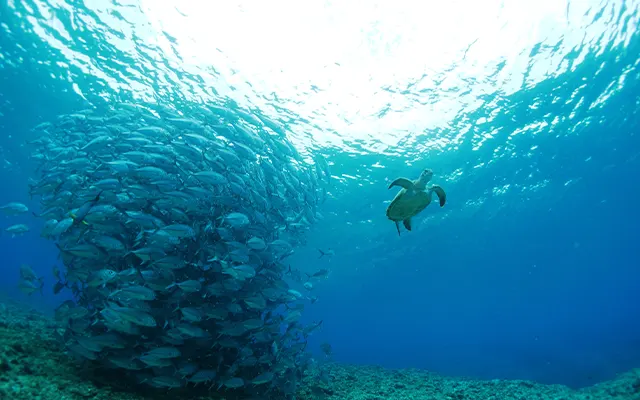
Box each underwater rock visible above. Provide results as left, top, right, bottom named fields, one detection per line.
left=1, top=299, right=639, bottom=400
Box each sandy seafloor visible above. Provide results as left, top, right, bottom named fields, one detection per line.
left=0, top=298, right=638, bottom=400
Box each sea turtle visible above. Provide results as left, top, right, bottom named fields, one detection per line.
left=386, top=169, right=446, bottom=236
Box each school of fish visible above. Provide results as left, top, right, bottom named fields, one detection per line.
left=19, top=101, right=332, bottom=397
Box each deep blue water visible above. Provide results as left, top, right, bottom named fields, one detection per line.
left=1, top=0, right=639, bottom=391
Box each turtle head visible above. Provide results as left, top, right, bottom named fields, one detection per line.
left=417, top=169, right=433, bottom=187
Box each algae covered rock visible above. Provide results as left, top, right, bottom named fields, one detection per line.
left=1, top=298, right=640, bottom=400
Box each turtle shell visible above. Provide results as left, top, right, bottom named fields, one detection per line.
left=385, top=189, right=433, bottom=221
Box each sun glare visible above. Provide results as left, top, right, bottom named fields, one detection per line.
left=23, top=0, right=634, bottom=152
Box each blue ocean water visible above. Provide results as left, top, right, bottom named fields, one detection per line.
left=0, top=0, right=639, bottom=391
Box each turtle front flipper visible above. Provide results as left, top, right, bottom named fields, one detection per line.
left=388, top=177, right=414, bottom=190
left=394, top=221, right=401, bottom=236
left=430, top=185, right=447, bottom=207
left=403, top=218, right=412, bottom=231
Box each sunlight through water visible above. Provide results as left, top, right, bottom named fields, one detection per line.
left=13, top=0, right=638, bottom=156
left=138, top=0, right=636, bottom=152
left=1, top=0, right=640, bottom=394
left=2, top=0, right=639, bottom=237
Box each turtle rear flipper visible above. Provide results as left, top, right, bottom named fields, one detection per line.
left=388, top=178, right=414, bottom=190
left=403, top=218, right=412, bottom=231
left=431, top=185, right=447, bottom=207
left=394, top=221, right=401, bottom=236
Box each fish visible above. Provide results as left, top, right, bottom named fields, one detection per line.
left=224, top=212, right=250, bottom=228
left=19, top=264, right=39, bottom=281
left=53, top=281, right=66, bottom=294
left=142, top=347, right=181, bottom=359
left=109, top=285, right=155, bottom=301
left=159, top=224, right=196, bottom=239
left=223, top=377, right=245, bottom=389
left=188, top=369, right=217, bottom=384
left=23, top=102, right=332, bottom=398
left=307, top=268, right=330, bottom=280
left=251, top=371, right=275, bottom=385
left=5, top=224, right=30, bottom=236
left=247, top=236, right=267, bottom=250
left=147, top=376, right=183, bottom=388
left=192, top=171, right=228, bottom=185
left=70, top=191, right=103, bottom=226
left=166, top=279, right=202, bottom=293
left=317, top=248, right=335, bottom=258
left=18, top=277, right=44, bottom=295
left=0, top=202, right=28, bottom=215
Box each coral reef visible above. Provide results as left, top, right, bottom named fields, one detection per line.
left=299, top=363, right=640, bottom=400
left=1, top=298, right=638, bottom=400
